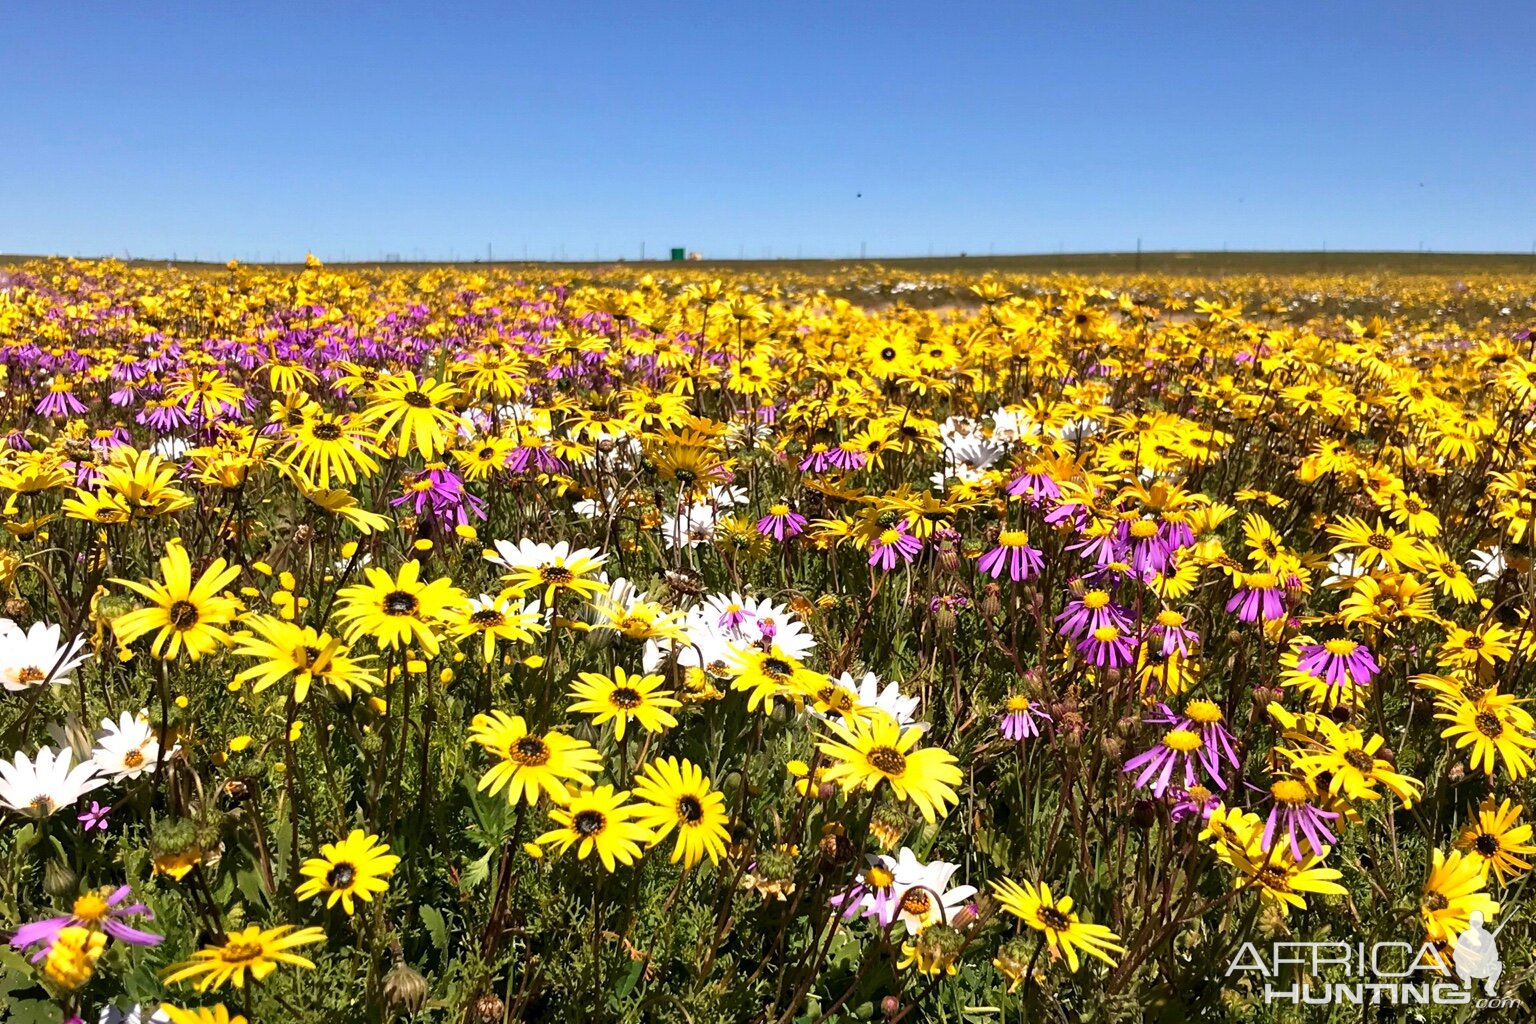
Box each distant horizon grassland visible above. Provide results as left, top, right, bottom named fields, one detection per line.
left=6, top=250, right=1536, bottom=277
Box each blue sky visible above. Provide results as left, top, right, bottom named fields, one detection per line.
left=3, top=1, right=1532, bottom=261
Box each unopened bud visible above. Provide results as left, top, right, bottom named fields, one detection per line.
left=44, top=859, right=79, bottom=898
left=472, top=993, right=504, bottom=1023
left=384, top=960, right=429, bottom=1016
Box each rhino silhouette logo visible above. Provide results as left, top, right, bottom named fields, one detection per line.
left=1452, top=911, right=1502, bottom=996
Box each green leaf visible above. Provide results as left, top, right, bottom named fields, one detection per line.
left=460, top=849, right=492, bottom=890
left=420, top=904, right=448, bottom=958
left=612, top=957, right=645, bottom=1001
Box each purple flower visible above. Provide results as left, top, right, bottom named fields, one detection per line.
left=1294, top=638, right=1379, bottom=690
left=391, top=464, right=487, bottom=529
left=1077, top=625, right=1137, bottom=668
left=10, top=885, right=162, bottom=961
left=999, top=696, right=1050, bottom=741
left=1151, top=609, right=1199, bottom=657
left=1123, top=727, right=1213, bottom=797
left=1122, top=519, right=1179, bottom=575
left=976, top=530, right=1043, bottom=581
left=1224, top=572, right=1286, bottom=623
left=1168, top=785, right=1221, bottom=823
left=78, top=801, right=110, bottom=832
left=756, top=502, right=806, bottom=541
left=1005, top=467, right=1061, bottom=503
left=798, top=445, right=838, bottom=473
left=1146, top=700, right=1241, bottom=783
left=36, top=383, right=87, bottom=419
left=1262, top=778, right=1340, bottom=859
left=1055, top=589, right=1132, bottom=642
left=869, top=526, right=922, bottom=571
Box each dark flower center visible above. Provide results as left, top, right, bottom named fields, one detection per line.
left=540, top=566, right=574, bottom=584
left=1037, top=905, right=1072, bottom=930
left=866, top=746, right=907, bottom=775
left=326, top=862, right=357, bottom=888
left=573, top=810, right=606, bottom=836
left=676, top=795, right=704, bottom=824
left=311, top=422, right=343, bottom=440
left=383, top=591, right=419, bottom=615
left=222, top=941, right=265, bottom=963
left=1475, top=712, right=1503, bottom=738
left=1474, top=834, right=1501, bottom=857
left=609, top=687, right=642, bottom=709
left=900, top=889, right=932, bottom=915
left=1367, top=533, right=1393, bottom=550
left=511, top=736, right=550, bottom=765
left=762, top=658, right=792, bottom=680
left=469, top=609, right=504, bottom=627
left=1344, top=749, right=1376, bottom=772
left=1422, top=891, right=1449, bottom=912
left=169, top=600, right=200, bottom=629
left=403, top=390, right=433, bottom=409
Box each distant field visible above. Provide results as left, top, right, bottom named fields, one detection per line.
left=6, top=250, right=1536, bottom=276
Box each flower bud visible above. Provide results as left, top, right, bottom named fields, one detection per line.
left=472, top=994, right=505, bottom=1023
left=937, top=543, right=960, bottom=573
left=383, top=961, right=430, bottom=1017
left=1130, top=799, right=1158, bottom=830
left=44, top=858, right=79, bottom=898
left=978, top=583, right=1002, bottom=619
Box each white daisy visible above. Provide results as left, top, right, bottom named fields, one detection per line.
left=1467, top=547, right=1507, bottom=584
left=0, top=618, right=90, bottom=692
left=92, top=711, right=175, bottom=781
left=848, top=671, right=925, bottom=730
left=702, top=593, right=816, bottom=660
left=929, top=435, right=1003, bottom=490
left=0, top=746, right=106, bottom=817
left=660, top=505, right=718, bottom=550
left=860, top=847, right=977, bottom=935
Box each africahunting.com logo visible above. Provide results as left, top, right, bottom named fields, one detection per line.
left=1228, top=912, right=1517, bottom=1008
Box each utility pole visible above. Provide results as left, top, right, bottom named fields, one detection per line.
left=1135, top=237, right=1142, bottom=272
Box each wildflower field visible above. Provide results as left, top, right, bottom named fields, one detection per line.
left=4, top=257, right=1536, bottom=1024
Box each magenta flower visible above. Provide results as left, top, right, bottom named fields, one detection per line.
left=1168, top=785, right=1222, bottom=823
left=1146, top=700, right=1241, bottom=784
left=976, top=530, right=1043, bottom=581
left=1077, top=625, right=1137, bottom=668
left=1005, top=467, right=1061, bottom=503
left=1262, top=778, right=1340, bottom=859
left=10, top=885, right=162, bottom=961
left=1151, top=609, right=1199, bottom=657
left=869, top=526, right=922, bottom=571
left=756, top=502, right=807, bottom=540
left=1122, top=519, right=1179, bottom=575
left=1294, top=638, right=1379, bottom=690
left=999, top=696, right=1050, bottom=740
left=1123, top=727, right=1214, bottom=797
left=78, top=801, right=110, bottom=832
left=1055, top=589, right=1132, bottom=642
left=1224, top=573, right=1286, bottom=622
left=36, top=382, right=88, bottom=419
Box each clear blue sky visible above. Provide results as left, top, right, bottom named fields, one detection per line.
left=3, top=1, right=1532, bottom=261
